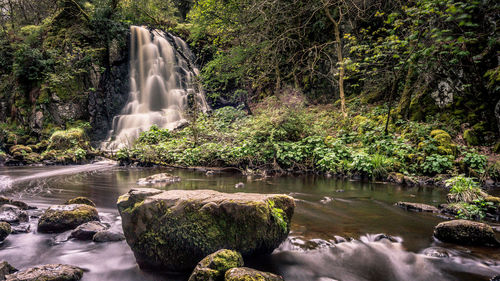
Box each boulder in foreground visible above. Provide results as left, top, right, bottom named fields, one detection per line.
left=38, top=204, right=99, bottom=233
left=118, top=188, right=295, bottom=271
left=5, top=264, right=83, bottom=281
left=224, top=267, right=283, bottom=281
left=433, top=219, right=499, bottom=247
left=64, top=197, right=96, bottom=207
left=189, top=249, right=243, bottom=281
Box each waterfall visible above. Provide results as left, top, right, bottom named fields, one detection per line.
left=102, top=26, right=209, bottom=149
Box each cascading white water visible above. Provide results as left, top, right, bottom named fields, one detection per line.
left=102, top=26, right=209, bottom=149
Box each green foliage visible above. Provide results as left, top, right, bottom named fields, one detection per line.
left=137, top=125, right=172, bottom=144
left=445, top=175, right=484, bottom=203
left=462, top=151, right=487, bottom=174
left=421, top=154, right=453, bottom=175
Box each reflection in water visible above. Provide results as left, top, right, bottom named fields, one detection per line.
left=0, top=166, right=499, bottom=281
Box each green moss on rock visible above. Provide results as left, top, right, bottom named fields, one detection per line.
left=189, top=249, right=243, bottom=281
left=433, top=219, right=499, bottom=247
left=65, top=197, right=96, bottom=207
left=38, top=204, right=99, bottom=233
left=463, top=129, right=479, bottom=146
left=0, top=221, right=12, bottom=241
left=224, top=267, right=283, bottom=281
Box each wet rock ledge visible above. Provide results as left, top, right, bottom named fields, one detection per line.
left=117, top=188, right=295, bottom=271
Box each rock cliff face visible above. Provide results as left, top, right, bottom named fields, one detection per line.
left=117, top=188, right=295, bottom=271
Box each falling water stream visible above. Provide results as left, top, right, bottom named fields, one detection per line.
left=102, top=26, right=208, bottom=149
left=0, top=166, right=499, bottom=281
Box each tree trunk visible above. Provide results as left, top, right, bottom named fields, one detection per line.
left=323, top=4, right=347, bottom=118
left=397, top=65, right=414, bottom=119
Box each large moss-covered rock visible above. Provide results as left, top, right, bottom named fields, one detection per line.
left=189, top=249, right=244, bottom=281
left=5, top=264, right=83, bottom=281
left=47, top=128, right=89, bottom=151
left=224, top=267, right=283, bottom=281
left=38, top=204, right=99, bottom=233
left=429, top=129, right=456, bottom=156
left=117, top=188, right=295, bottom=271
left=434, top=219, right=499, bottom=247
left=0, top=222, right=11, bottom=241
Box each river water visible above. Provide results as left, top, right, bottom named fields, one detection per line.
left=0, top=163, right=499, bottom=281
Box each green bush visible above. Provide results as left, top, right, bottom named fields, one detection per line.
left=137, top=125, right=172, bottom=144
left=445, top=175, right=485, bottom=203
left=421, top=154, right=453, bottom=175
left=462, top=151, right=487, bottom=174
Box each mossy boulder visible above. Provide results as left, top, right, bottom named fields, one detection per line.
left=38, top=204, right=99, bottom=233
left=224, top=267, right=283, bottom=281
left=463, top=129, right=479, bottom=146
left=429, top=129, right=456, bottom=156
left=0, top=222, right=11, bottom=241
left=47, top=128, right=89, bottom=151
left=0, top=205, right=29, bottom=223
left=0, top=197, right=30, bottom=210
left=117, top=188, right=295, bottom=271
left=189, top=249, right=244, bottom=281
left=433, top=219, right=499, bottom=247
left=5, top=264, right=83, bottom=281
left=9, top=145, right=32, bottom=156
left=65, top=197, right=96, bottom=207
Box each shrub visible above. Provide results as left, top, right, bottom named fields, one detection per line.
left=462, top=151, right=487, bottom=174
left=421, top=154, right=453, bottom=175
left=445, top=175, right=486, bottom=203
left=136, top=125, right=171, bottom=144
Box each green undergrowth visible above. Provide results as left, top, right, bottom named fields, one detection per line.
left=117, top=96, right=499, bottom=183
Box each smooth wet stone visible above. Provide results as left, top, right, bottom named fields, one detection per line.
left=0, top=197, right=30, bottom=210
left=11, top=224, right=30, bottom=234
left=0, top=222, right=11, bottom=242
left=5, top=264, right=83, bottom=281
left=136, top=173, right=180, bottom=185
left=92, top=230, right=125, bottom=242
left=38, top=204, right=99, bottom=233
left=118, top=188, right=295, bottom=271
left=434, top=219, right=500, bottom=247
left=395, top=202, right=439, bottom=213
left=224, top=267, right=283, bottom=281
left=0, top=205, right=29, bottom=223
left=64, top=197, right=96, bottom=207
left=189, top=249, right=244, bottom=281
left=70, top=221, right=108, bottom=240
left=0, top=261, right=17, bottom=280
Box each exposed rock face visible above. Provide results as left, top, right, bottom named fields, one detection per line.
left=224, top=267, right=283, bottom=281
left=5, top=264, right=83, bottom=281
left=64, top=197, right=96, bottom=207
left=92, top=230, right=125, bottom=242
left=137, top=173, right=181, bottom=185
left=118, top=188, right=295, bottom=271
left=70, top=221, right=108, bottom=240
left=0, top=261, right=17, bottom=280
left=434, top=219, right=500, bottom=247
left=0, top=222, right=11, bottom=241
left=189, top=249, right=244, bottom=281
left=0, top=205, right=29, bottom=224
left=395, top=202, right=439, bottom=213
left=38, top=204, right=99, bottom=233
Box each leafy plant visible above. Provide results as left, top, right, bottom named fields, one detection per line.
left=421, top=154, right=453, bottom=175
left=445, top=175, right=485, bottom=203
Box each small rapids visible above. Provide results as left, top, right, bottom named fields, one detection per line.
left=272, top=234, right=500, bottom=281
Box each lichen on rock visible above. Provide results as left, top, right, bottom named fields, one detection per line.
left=433, top=219, right=499, bottom=247
left=189, top=249, right=244, bottom=281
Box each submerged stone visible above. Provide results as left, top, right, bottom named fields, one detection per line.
left=433, top=219, right=499, bottom=247
left=92, top=230, right=125, bottom=242
left=136, top=173, right=181, bottom=185
left=224, top=267, right=283, bottom=281
left=70, top=221, right=108, bottom=240
left=5, top=264, right=83, bottom=281
left=189, top=249, right=244, bottom=281
left=38, top=204, right=99, bottom=233
left=0, top=222, right=11, bottom=241
left=117, top=188, right=295, bottom=271
left=395, top=202, right=439, bottom=213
